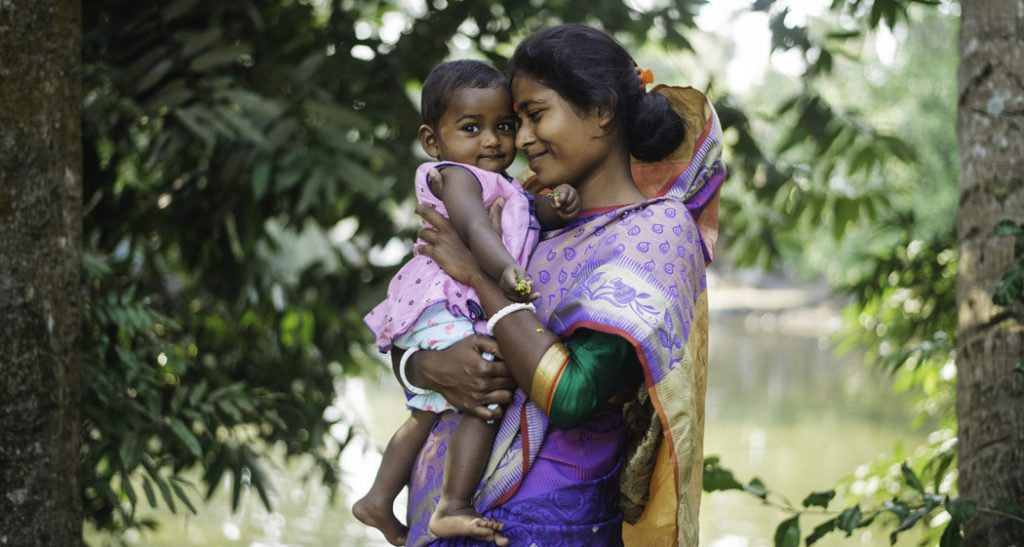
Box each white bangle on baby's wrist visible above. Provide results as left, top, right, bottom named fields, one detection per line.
left=398, top=347, right=429, bottom=395
left=486, top=302, right=536, bottom=336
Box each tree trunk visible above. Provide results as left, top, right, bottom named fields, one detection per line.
left=956, top=0, right=1024, bottom=544
left=0, top=1, right=83, bottom=545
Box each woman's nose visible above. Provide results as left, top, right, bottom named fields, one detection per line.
left=516, top=126, right=534, bottom=150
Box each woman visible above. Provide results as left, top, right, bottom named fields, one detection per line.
left=394, top=23, right=726, bottom=546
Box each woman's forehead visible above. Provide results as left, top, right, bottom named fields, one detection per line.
left=511, top=76, right=556, bottom=108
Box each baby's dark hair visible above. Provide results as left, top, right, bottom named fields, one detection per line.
left=421, top=60, right=509, bottom=129
left=508, top=24, right=685, bottom=162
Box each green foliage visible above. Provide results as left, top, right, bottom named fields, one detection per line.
left=702, top=451, right=989, bottom=547
left=698, top=2, right=1007, bottom=544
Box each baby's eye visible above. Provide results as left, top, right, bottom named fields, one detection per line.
left=461, top=124, right=480, bottom=134
left=497, top=121, right=514, bottom=132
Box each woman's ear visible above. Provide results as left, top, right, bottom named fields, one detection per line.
left=594, top=105, right=615, bottom=130
left=418, top=124, right=440, bottom=158
left=587, top=105, right=615, bottom=139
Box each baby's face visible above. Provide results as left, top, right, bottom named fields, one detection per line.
left=433, top=86, right=516, bottom=173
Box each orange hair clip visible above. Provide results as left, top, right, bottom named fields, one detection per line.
left=635, top=66, right=655, bottom=88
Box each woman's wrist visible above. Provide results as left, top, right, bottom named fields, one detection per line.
left=401, top=348, right=429, bottom=391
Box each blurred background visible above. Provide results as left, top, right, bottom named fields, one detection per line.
left=77, top=0, right=966, bottom=545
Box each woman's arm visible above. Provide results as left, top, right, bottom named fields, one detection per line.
left=389, top=335, right=515, bottom=421
left=415, top=203, right=562, bottom=395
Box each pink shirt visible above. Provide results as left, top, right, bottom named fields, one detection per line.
left=364, top=161, right=540, bottom=352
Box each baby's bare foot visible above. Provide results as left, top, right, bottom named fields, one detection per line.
left=353, top=495, right=408, bottom=546
left=429, top=498, right=509, bottom=545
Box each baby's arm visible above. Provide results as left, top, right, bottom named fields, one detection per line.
left=534, top=184, right=581, bottom=230
left=435, top=166, right=532, bottom=302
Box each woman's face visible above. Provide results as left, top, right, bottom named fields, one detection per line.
left=512, top=75, right=612, bottom=189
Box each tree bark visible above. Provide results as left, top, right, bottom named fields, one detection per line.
left=956, top=0, right=1024, bottom=544
left=0, top=1, right=83, bottom=545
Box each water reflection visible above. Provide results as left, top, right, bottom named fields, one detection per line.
left=86, top=288, right=922, bottom=546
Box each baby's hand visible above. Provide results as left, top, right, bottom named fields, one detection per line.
left=427, top=167, right=447, bottom=195
left=548, top=184, right=581, bottom=220
left=499, top=264, right=534, bottom=303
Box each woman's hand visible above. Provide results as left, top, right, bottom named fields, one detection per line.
left=416, top=200, right=505, bottom=287
left=407, top=335, right=516, bottom=420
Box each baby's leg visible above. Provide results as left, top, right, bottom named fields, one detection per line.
left=353, top=410, right=436, bottom=546
left=428, top=415, right=508, bottom=545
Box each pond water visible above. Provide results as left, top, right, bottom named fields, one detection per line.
left=86, top=285, right=925, bottom=546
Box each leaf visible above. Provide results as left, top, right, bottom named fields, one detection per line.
left=173, top=107, right=216, bottom=148
left=989, top=220, right=1023, bottom=238
left=204, top=446, right=231, bottom=500
left=214, top=105, right=269, bottom=149
left=901, top=461, right=925, bottom=493
left=170, top=479, right=198, bottom=514
left=837, top=506, right=862, bottom=533
left=121, top=470, right=137, bottom=513
left=245, top=451, right=273, bottom=511
left=991, top=497, right=1024, bottom=518
left=884, top=499, right=910, bottom=521
left=119, top=433, right=141, bottom=470
left=939, top=517, right=963, bottom=547
left=145, top=469, right=177, bottom=514
left=216, top=88, right=285, bottom=121
left=827, top=30, right=862, bottom=40
left=177, top=27, right=223, bottom=58
left=993, top=265, right=1024, bottom=306
left=945, top=497, right=978, bottom=521
left=900, top=507, right=930, bottom=534
left=702, top=456, right=744, bottom=492
left=252, top=161, right=272, bottom=199
left=141, top=476, right=157, bottom=508
left=169, top=417, right=202, bottom=458
left=802, top=489, right=836, bottom=509
left=304, top=99, right=371, bottom=131
left=773, top=515, right=800, bottom=547
left=230, top=466, right=243, bottom=513
left=931, top=451, right=955, bottom=492
left=806, top=517, right=836, bottom=545
left=190, top=44, right=252, bottom=71
left=136, top=59, right=174, bottom=93
left=744, top=477, right=768, bottom=500
left=161, top=0, right=200, bottom=21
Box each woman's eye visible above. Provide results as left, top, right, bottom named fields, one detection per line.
left=528, top=110, right=542, bottom=122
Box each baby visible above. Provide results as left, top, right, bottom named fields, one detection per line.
left=355, top=60, right=580, bottom=545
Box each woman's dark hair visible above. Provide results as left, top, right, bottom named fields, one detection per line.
left=508, top=24, right=685, bottom=162
left=421, top=60, right=509, bottom=129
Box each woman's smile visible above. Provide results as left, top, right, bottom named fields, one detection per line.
left=526, top=150, right=547, bottom=170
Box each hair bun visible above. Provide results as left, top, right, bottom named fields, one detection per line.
left=626, top=92, right=686, bottom=162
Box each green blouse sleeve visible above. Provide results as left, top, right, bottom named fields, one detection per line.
left=547, top=329, right=642, bottom=430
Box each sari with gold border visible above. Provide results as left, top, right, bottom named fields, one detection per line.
left=405, top=87, right=725, bottom=546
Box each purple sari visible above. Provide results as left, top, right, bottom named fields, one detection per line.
left=405, top=86, right=725, bottom=546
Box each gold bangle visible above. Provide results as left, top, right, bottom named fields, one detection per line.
left=531, top=343, right=570, bottom=414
